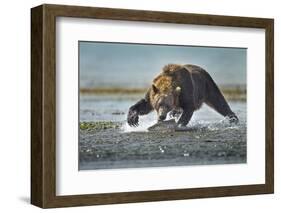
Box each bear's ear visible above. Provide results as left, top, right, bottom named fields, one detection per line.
left=152, top=84, right=159, bottom=93
left=175, top=86, right=181, bottom=94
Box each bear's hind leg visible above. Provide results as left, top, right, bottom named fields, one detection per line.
left=205, top=99, right=238, bottom=124
left=205, top=81, right=238, bottom=124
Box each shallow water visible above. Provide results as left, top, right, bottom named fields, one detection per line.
left=79, top=94, right=247, bottom=170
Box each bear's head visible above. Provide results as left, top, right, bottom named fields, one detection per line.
left=150, top=75, right=181, bottom=121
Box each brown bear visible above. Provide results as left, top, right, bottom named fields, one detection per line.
left=127, top=64, right=238, bottom=127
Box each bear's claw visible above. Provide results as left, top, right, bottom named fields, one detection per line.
left=127, top=109, right=139, bottom=127
left=228, top=114, right=239, bottom=124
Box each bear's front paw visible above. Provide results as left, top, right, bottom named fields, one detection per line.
left=127, top=109, right=139, bottom=127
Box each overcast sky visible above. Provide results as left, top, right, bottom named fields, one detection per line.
left=79, top=41, right=246, bottom=88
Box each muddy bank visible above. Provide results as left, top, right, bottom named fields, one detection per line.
left=79, top=121, right=246, bottom=170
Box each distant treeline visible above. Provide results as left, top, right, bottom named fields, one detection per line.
left=80, top=85, right=246, bottom=101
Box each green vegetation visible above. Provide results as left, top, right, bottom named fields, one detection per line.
left=220, top=86, right=246, bottom=101
left=80, top=86, right=246, bottom=101
left=80, top=121, right=121, bottom=130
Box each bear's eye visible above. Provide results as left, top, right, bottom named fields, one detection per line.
left=158, top=102, right=167, bottom=109
left=155, top=98, right=163, bottom=108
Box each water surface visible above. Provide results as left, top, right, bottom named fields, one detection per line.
left=79, top=94, right=247, bottom=170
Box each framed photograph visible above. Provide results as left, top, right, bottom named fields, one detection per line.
left=31, top=4, right=274, bottom=208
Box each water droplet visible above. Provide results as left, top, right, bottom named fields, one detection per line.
left=218, top=151, right=226, bottom=157
left=159, top=146, right=165, bottom=153
left=183, top=153, right=190, bottom=157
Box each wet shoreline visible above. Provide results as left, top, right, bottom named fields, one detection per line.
left=79, top=93, right=247, bottom=170
left=79, top=121, right=246, bottom=170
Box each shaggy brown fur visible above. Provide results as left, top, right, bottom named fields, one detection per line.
left=152, top=75, right=173, bottom=93
left=127, top=64, right=238, bottom=127
left=163, top=64, right=183, bottom=73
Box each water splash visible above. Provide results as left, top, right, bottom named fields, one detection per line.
left=121, top=113, right=157, bottom=132
left=121, top=107, right=243, bottom=133
left=186, top=116, right=242, bottom=132
left=121, top=118, right=239, bottom=133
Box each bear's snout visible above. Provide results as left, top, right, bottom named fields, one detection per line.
left=157, top=107, right=168, bottom=121
left=158, top=114, right=166, bottom=121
